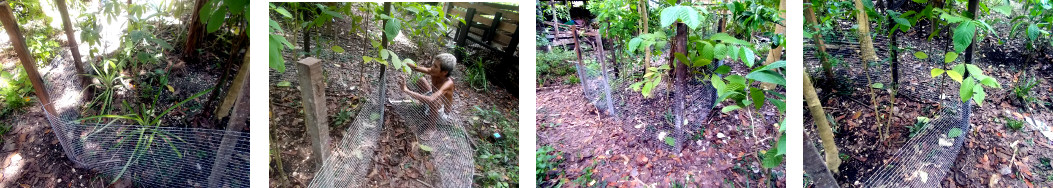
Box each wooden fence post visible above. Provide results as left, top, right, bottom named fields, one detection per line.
left=55, top=0, right=85, bottom=87
left=502, top=27, right=518, bottom=64
left=297, top=57, right=329, bottom=167
left=455, top=8, right=476, bottom=60
left=0, top=1, right=56, bottom=115
left=484, top=12, right=502, bottom=45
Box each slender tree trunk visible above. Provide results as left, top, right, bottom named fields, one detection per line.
left=761, top=0, right=785, bottom=90
left=805, top=74, right=841, bottom=173
left=640, top=0, right=650, bottom=71
left=303, top=27, right=311, bottom=57
left=805, top=6, right=834, bottom=79
left=183, top=0, right=207, bottom=61
left=854, top=0, right=879, bottom=62
left=672, top=0, right=689, bottom=153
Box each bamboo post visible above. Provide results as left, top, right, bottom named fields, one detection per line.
left=0, top=1, right=56, bottom=115
left=55, top=0, right=85, bottom=87
left=297, top=57, right=329, bottom=167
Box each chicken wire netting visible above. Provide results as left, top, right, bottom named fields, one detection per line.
left=303, top=54, right=474, bottom=188
left=573, top=58, right=616, bottom=118
left=804, top=17, right=978, bottom=187
left=37, top=49, right=250, bottom=187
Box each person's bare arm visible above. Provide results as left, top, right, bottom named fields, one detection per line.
left=400, top=76, right=437, bottom=102
left=406, top=63, right=432, bottom=73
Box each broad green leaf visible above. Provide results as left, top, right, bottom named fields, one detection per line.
left=992, top=5, right=1012, bottom=16
left=761, top=147, right=784, bottom=168
left=757, top=61, right=786, bottom=70
left=940, top=12, right=969, bottom=23
left=740, top=47, right=755, bottom=67
left=912, top=0, right=928, bottom=3
left=710, top=33, right=750, bottom=45
left=659, top=6, right=701, bottom=29
left=384, top=18, right=401, bottom=42
left=331, top=46, right=345, bottom=53
left=700, top=42, right=714, bottom=60
left=965, top=64, right=983, bottom=76
left=276, top=81, right=291, bottom=87
left=721, top=105, right=742, bottom=113
left=206, top=7, right=227, bottom=33
left=664, top=137, right=675, bottom=147
left=674, top=53, right=690, bottom=67
left=775, top=134, right=786, bottom=155
left=979, top=77, right=1001, bottom=88
left=630, top=81, right=644, bottom=91
left=269, top=20, right=284, bottom=33
left=419, top=144, right=433, bottom=152
left=952, top=21, right=976, bottom=53
left=362, top=56, right=374, bottom=64
left=944, top=51, right=958, bottom=63
left=269, top=37, right=286, bottom=73
left=745, top=70, right=785, bottom=86
left=274, top=6, right=292, bottom=18
left=714, top=43, right=728, bottom=58
left=628, top=38, right=642, bottom=53
left=931, top=68, right=945, bottom=78
left=1028, top=24, right=1042, bottom=42
left=715, top=65, right=731, bottom=75
left=914, top=51, right=928, bottom=59
left=947, top=70, right=963, bottom=82
left=750, top=88, right=764, bottom=109
left=871, top=83, right=884, bottom=89
left=948, top=127, right=963, bottom=138
left=973, top=85, right=986, bottom=106
left=960, top=78, right=975, bottom=102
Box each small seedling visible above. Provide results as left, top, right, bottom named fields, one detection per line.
left=1005, top=117, right=1024, bottom=131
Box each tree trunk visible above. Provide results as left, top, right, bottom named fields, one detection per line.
left=804, top=132, right=841, bottom=187
left=805, top=6, right=834, bottom=79
left=887, top=0, right=899, bottom=90
left=204, top=20, right=248, bottom=124
left=549, top=2, right=558, bottom=51
left=854, top=0, right=879, bottom=62
left=672, top=5, right=689, bottom=154
left=183, top=0, right=207, bottom=61
left=761, top=0, right=785, bottom=90
left=303, top=27, right=311, bottom=57
left=640, top=0, right=650, bottom=71
left=805, top=74, right=841, bottom=173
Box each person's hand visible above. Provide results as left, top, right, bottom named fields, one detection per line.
left=398, top=75, right=409, bottom=92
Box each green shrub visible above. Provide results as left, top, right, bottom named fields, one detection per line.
left=464, top=57, right=490, bottom=91
left=537, top=49, right=576, bottom=86
left=1, top=68, right=32, bottom=116
left=1005, top=118, right=1024, bottom=131
left=474, top=105, right=518, bottom=187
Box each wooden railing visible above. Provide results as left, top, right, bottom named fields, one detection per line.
left=445, top=2, right=519, bottom=61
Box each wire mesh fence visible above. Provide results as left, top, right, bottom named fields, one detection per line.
left=804, top=17, right=978, bottom=187
left=573, top=58, right=616, bottom=117
left=306, top=53, right=474, bottom=187
left=38, top=49, right=250, bottom=187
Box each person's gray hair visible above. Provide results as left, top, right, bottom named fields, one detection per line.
left=434, top=53, right=456, bottom=77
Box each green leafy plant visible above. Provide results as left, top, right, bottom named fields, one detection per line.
left=761, top=121, right=786, bottom=169
left=473, top=105, right=518, bottom=187
left=930, top=63, right=1002, bottom=106
left=83, top=59, right=127, bottom=119
left=1013, top=74, right=1039, bottom=105
left=79, top=88, right=212, bottom=183
left=0, top=67, right=32, bottom=116
left=465, top=57, right=490, bottom=91
left=536, top=145, right=563, bottom=186
left=909, top=117, right=930, bottom=138
left=269, top=3, right=295, bottom=73
left=1005, top=117, right=1025, bottom=131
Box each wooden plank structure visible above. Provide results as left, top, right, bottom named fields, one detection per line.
left=446, top=2, right=519, bottom=61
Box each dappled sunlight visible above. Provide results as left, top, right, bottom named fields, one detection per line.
left=0, top=152, right=23, bottom=183
left=35, top=0, right=186, bottom=57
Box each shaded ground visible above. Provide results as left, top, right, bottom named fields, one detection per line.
left=804, top=16, right=1053, bottom=187
left=536, top=63, right=785, bottom=186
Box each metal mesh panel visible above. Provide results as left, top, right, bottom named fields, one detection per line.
left=308, top=53, right=474, bottom=188
left=573, top=59, right=616, bottom=117
left=38, top=50, right=250, bottom=187
left=804, top=18, right=976, bottom=187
